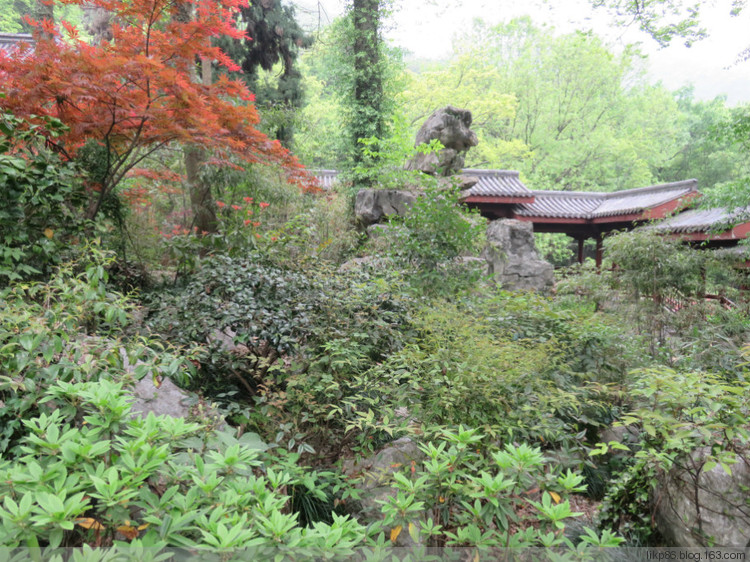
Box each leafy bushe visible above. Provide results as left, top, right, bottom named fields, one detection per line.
left=0, top=0, right=313, bottom=221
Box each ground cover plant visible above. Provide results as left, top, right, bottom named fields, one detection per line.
left=7, top=158, right=750, bottom=553
left=3, top=0, right=750, bottom=555
left=0, top=245, right=634, bottom=558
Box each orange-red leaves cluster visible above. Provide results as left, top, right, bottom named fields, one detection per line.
left=129, top=168, right=185, bottom=184
left=0, top=0, right=315, bottom=197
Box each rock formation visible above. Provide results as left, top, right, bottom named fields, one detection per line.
left=405, top=105, right=479, bottom=176
left=482, top=219, right=554, bottom=292
left=354, top=188, right=417, bottom=227
left=654, top=447, right=750, bottom=547
left=130, top=376, right=194, bottom=419
left=343, top=437, right=425, bottom=547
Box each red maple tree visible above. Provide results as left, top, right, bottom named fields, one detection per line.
left=0, top=0, right=313, bottom=220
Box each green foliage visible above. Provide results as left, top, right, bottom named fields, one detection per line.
left=0, top=253, right=369, bottom=553
left=536, top=233, right=576, bottom=267
left=660, top=88, right=749, bottom=191
left=259, top=270, right=415, bottom=457
left=598, top=366, right=750, bottom=544
left=216, top=0, right=313, bottom=145
left=145, top=254, right=317, bottom=394
left=0, top=0, right=26, bottom=32
left=379, top=426, right=623, bottom=550
left=697, top=103, right=750, bottom=219
left=590, top=0, right=708, bottom=47
left=261, top=191, right=361, bottom=266
left=0, top=0, right=85, bottom=34
left=0, top=378, right=367, bottom=553
left=383, top=182, right=486, bottom=294
left=138, top=161, right=359, bottom=275
left=298, top=12, right=744, bottom=196
left=0, top=109, right=87, bottom=283
left=369, top=292, right=638, bottom=450
left=398, top=54, right=517, bottom=170
left=556, top=262, right=616, bottom=312
left=350, top=128, right=437, bottom=190
left=0, top=244, right=193, bottom=454
left=162, top=197, right=273, bottom=276
left=606, top=229, right=704, bottom=300
left=295, top=8, right=404, bottom=180
left=604, top=229, right=749, bottom=366
left=146, top=255, right=417, bottom=458
left=401, top=18, right=682, bottom=192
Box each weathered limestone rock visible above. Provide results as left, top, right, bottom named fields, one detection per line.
left=482, top=219, right=554, bottom=292
left=208, top=327, right=251, bottom=356
left=131, top=376, right=193, bottom=419
left=122, top=348, right=220, bottom=422
left=654, top=448, right=750, bottom=547
left=344, top=437, right=425, bottom=546
left=120, top=348, right=194, bottom=419
left=355, top=189, right=417, bottom=227
left=405, top=105, right=478, bottom=176
left=455, top=174, right=479, bottom=191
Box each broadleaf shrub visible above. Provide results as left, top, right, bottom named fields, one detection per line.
left=598, top=367, right=750, bottom=544
left=147, top=257, right=417, bottom=458
left=382, top=182, right=486, bottom=295
left=0, top=109, right=87, bottom=284
left=0, top=378, right=367, bottom=553
left=0, top=245, right=197, bottom=455
left=368, top=292, right=639, bottom=449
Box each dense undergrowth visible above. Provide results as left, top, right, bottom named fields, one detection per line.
left=3, top=154, right=750, bottom=555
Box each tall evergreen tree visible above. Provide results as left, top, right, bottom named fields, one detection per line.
left=341, top=0, right=392, bottom=187
left=350, top=0, right=385, bottom=159
left=220, top=0, right=312, bottom=146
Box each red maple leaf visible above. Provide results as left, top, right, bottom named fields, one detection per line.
left=0, top=0, right=315, bottom=219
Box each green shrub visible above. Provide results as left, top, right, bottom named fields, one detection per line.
left=383, top=182, right=486, bottom=295
left=368, top=292, right=639, bottom=450
left=597, top=367, right=750, bottom=544
left=146, top=257, right=417, bottom=458
left=0, top=109, right=87, bottom=284
left=380, top=426, right=624, bottom=550
left=262, top=191, right=361, bottom=266
left=0, top=245, right=139, bottom=454
left=0, top=255, right=367, bottom=553
left=536, top=232, right=576, bottom=267
left=148, top=254, right=315, bottom=355
left=0, top=378, right=367, bottom=553
left=231, top=265, right=416, bottom=457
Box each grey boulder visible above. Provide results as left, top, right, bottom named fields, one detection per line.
left=654, top=447, right=750, bottom=547
left=405, top=105, right=478, bottom=176
left=130, top=375, right=193, bottom=419
left=355, top=189, right=417, bottom=227
left=482, top=219, right=554, bottom=292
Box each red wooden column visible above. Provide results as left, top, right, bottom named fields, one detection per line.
left=595, top=235, right=603, bottom=271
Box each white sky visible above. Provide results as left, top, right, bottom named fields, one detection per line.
left=294, top=0, right=750, bottom=105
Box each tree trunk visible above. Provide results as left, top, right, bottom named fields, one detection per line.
left=175, top=0, right=218, bottom=234
left=350, top=0, right=383, bottom=176
left=82, top=3, right=113, bottom=44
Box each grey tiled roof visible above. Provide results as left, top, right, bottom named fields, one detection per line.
left=592, top=180, right=698, bottom=218
left=310, top=169, right=339, bottom=190
left=516, top=180, right=698, bottom=219
left=462, top=169, right=534, bottom=198
left=0, top=33, right=33, bottom=53
left=310, top=168, right=535, bottom=198
left=514, top=191, right=604, bottom=218
left=648, top=207, right=750, bottom=234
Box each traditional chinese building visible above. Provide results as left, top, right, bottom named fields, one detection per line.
left=315, top=168, right=749, bottom=267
